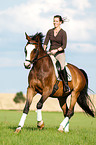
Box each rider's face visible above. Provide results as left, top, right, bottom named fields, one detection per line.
left=53, top=17, right=61, bottom=28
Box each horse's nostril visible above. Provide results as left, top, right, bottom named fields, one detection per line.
left=24, top=62, right=31, bottom=69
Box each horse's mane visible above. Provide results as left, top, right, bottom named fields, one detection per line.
left=29, top=33, right=44, bottom=44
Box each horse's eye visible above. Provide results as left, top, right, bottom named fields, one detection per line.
left=33, top=49, right=36, bottom=53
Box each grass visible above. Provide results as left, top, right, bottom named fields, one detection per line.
left=0, top=110, right=96, bottom=145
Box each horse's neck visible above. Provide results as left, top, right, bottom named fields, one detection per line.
left=34, top=47, right=51, bottom=70
left=38, top=46, right=46, bottom=57
left=37, top=46, right=47, bottom=59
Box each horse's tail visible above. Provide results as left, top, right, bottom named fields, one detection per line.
left=77, top=69, right=95, bottom=117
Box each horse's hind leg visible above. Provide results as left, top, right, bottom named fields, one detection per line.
left=58, top=90, right=80, bottom=132
left=58, top=98, right=68, bottom=117
left=58, top=98, right=69, bottom=132
left=15, top=87, right=36, bottom=133
left=66, top=91, right=80, bottom=118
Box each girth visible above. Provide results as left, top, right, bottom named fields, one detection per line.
left=50, top=80, right=59, bottom=96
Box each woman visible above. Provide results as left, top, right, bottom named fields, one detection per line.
left=44, top=15, right=70, bottom=92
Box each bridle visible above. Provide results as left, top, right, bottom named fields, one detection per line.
left=25, top=42, right=48, bottom=64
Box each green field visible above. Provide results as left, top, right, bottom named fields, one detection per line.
left=0, top=110, right=96, bottom=145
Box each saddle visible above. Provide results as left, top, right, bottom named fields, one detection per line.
left=50, top=55, right=72, bottom=81
left=49, top=55, right=72, bottom=96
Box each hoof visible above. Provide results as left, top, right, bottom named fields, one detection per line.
left=37, top=120, right=44, bottom=130
left=64, top=130, right=69, bottom=133
left=14, top=127, right=21, bottom=133
left=64, top=122, right=69, bottom=133
left=58, top=125, right=63, bottom=133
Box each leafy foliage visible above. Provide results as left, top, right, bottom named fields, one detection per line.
left=13, top=91, right=25, bottom=103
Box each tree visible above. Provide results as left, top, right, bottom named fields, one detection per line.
left=13, top=91, right=25, bottom=103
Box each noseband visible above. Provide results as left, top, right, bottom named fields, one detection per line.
left=25, top=42, right=49, bottom=65
left=25, top=42, right=39, bottom=64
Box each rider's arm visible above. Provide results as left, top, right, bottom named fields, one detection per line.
left=61, top=30, right=67, bottom=50
left=58, top=47, right=63, bottom=51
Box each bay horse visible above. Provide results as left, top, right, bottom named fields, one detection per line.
left=15, top=32, right=95, bottom=133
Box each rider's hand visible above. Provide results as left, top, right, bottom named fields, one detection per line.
left=50, top=49, right=58, bottom=54
left=43, top=45, right=47, bottom=51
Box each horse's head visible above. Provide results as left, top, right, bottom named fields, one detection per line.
left=24, top=32, right=44, bottom=69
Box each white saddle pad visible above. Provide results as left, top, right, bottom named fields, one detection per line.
left=50, top=55, right=72, bottom=82
left=65, top=66, right=72, bottom=81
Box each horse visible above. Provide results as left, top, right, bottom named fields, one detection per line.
left=15, top=32, right=95, bottom=133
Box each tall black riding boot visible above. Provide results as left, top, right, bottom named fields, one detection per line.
left=59, top=67, right=70, bottom=93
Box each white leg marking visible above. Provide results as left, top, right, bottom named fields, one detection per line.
left=58, top=117, right=69, bottom=132
left=60, top=117, right=69, bottom=128
left=18, top=113, right=27, bottom=127
left=37, top=109, right=42, bottom=121
left=64, top=121, right=69, bottom=133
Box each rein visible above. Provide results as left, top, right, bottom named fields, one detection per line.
left=33, top=52, right=53, bottom=63
left=25, top=41, right=49, bottom=64
left=25, top=43, right=49, bottom=64
left=27, top=53, right=49, bottom=64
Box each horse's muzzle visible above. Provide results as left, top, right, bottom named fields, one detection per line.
left=24, top=61, right=31, bottom=69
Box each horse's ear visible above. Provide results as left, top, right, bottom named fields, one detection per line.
left=25, top=32, right=31, bottom=41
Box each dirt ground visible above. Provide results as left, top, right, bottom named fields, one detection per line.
left=0, top=93, right=96, bottom=112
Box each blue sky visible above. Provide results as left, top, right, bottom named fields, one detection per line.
left=0, top=0, right=96, bottom=94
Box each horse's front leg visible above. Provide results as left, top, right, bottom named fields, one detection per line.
left=36, top=88, right=51, bottom=129
left=15, top=87, right=36, bottom=133
left=37, top=108, right=44, bottom=130
left=36, top=96, right=47, bottom=130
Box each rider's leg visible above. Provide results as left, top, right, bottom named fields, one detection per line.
left=61, top=67, right=70, bottom=92
left=56, top=52, right=70, bottom=92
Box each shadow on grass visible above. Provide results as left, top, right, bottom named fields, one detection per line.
left=8, top=126, right=43, bottom=132
left=8, top=126, right=58, bottom=133
left=8, top=126, right=72, bottom=135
